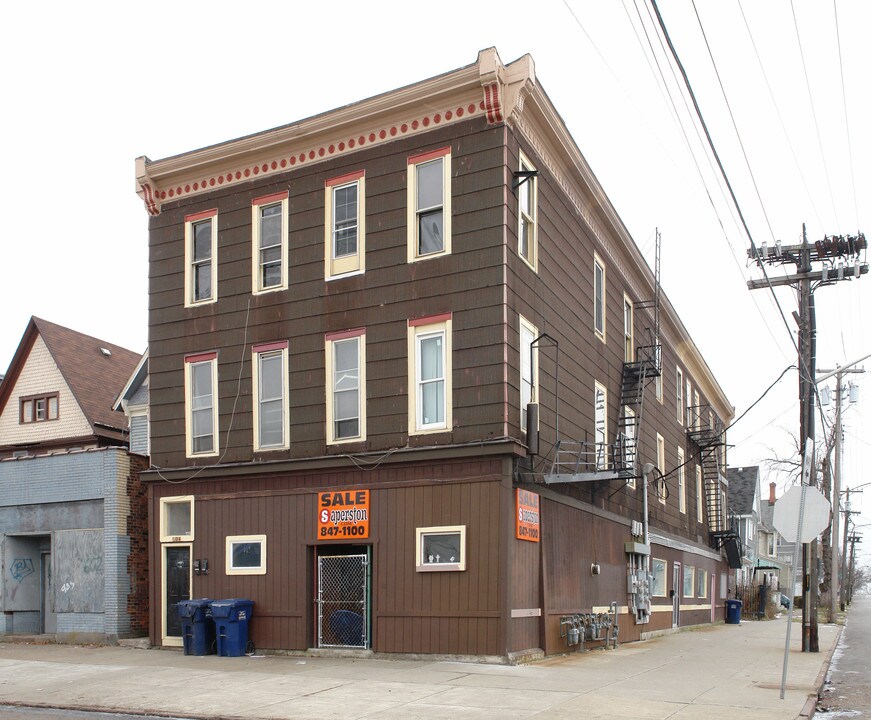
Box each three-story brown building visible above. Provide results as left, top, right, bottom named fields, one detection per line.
left=136, top=48, right=734, bottom=659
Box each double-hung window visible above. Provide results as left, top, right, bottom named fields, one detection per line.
left=594, top=381, right=608, bottom=469
left=326, top=329, right=366, bottom=444
left=623, top=295, right=634, bottom=362
left=407, top=147, right=451, bottom=261
left=656, top=433, right=666, bottom=504
left=696, top=465, right=704, bottom=523
left=325, top=171, right=365, bottom=279
left=252, top=341, right=288, bottom=451
left=408, top=313, right=452, bottom=434
left=251, top=192, right=288, bottom=294
left=184, top=209, right=218, bottom=306
left=594, top=254, right=606, bottom=341
left=518, top=151, right=538, bottom=270
left=676, top=367, right=684, bottom=425
left=678, top=447, right=686, bottom=513
left=520, top=316, right=538, bottom=433
left=185, top=352, right=218, bottom=457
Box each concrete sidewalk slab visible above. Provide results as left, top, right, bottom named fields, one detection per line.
left=0, top=616, right=840, bottom=720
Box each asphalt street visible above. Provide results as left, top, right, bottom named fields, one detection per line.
left=817, top=593, right=871, bottom=717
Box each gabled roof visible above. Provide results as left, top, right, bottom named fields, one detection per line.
left=726, top=466, right=760, bottom=517
left=0, top=317, right=141, bottom=439
left=113, top=349, right=148, bottom=413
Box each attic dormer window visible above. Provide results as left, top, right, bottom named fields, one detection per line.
left=20, top=393, right=59, bottom=423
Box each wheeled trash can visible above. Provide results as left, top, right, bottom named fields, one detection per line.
left=725, top=598, right=743, bottom=624
left=176, top=598, right=215, bottom=655
left=210, top=599, right=254, bottom=656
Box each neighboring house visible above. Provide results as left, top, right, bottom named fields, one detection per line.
left=134, top=48, right=734, bottom=658
left=114, top=350, right=149, bottom=458
left=0, top=317, right=148, bottom=642
left=726, top=466, right=763, bottom=585
left=758, top=481, right=790, bottom=589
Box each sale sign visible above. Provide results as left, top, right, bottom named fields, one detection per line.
left=318, top=490, right=370, bottom=540
left=516, top=489, right=540, bottom=542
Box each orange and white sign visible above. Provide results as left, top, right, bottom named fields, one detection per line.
left=516, top=489, right=540, bottom=542
left=318, top=490, right=370, bottom=540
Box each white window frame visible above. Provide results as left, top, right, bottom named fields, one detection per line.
left=325, top=329, right=367, bottom=444
left=517, top=151, right=538, bottom=271
left=251, top=192, right=289, bottom=294
left=594, top=254, right=606, bottom=341
left=520, top=316, right=538, bottom=433
left=252, top=342, right=289, bottom=451
left=693, top=390, right=701, bottom=430
left=225, top=534, right=267, bottom=575
left=408, top=314, right=452, bottom=435
left=697, top=568, right=708, bottom=598
left=655, top=372, right=663, bottom=403
left=696, top=465, right=704, bottom=524
left=325, top=171, right=365, bottom=279
left=623, top=294, right=634, bottom=362
left=686, top=379, right=694, bottom=428
left=678, top=447, right=686, bottom=514
left=676, top=367, right=684, bottom=426
left=407, top=147, right=451, bottom=262
left=651, top=558, right=668, bottom=597
left=184, top=353, right=219, bottom=458
left=683, top=566, right=695, bottom=598
left=623, top=405, right=636, bottom=488
left=415, top=525, right=466, bottom=572
left=159, top=496, right=194, bottom=543
left=594, top=381, right=608, bottom=470
left=656, top=433, right=666, bottom=505
left=184, top=209, right=218, bottom=307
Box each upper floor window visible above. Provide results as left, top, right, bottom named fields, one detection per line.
left=252, top=341, right=289, bottom=451
left=408, top=313, right=452, bottom=434
left=325, top=171, right=365, bottom=279
left=20, top=393, right=59, bottom=423
left=623, top=295, right=634, bottom=362
left=676, top=367, right=684, bottom=425
left=407, top=147, right=451, bottom=262
left=594, top=381, right=608, bottom=470
left=518, top=152, right=538, bottom=270
left=326, top=329, right=366, bottom=444
left=251, top=192, right=289, bottom=294
left=656, top=433, right=666, bottom=504
left=519, top=316, right=538, bottom=433
left=685, top=378, right=694, bottom=427
left=677, top=447, right=686, bottom=513
left=184, top=352, right=218, bottom=457
left=184, top=209, right=218, bottom=307
left=696, top=465, right=704, bottom=524
left=594, top=254, right=606, bottom=341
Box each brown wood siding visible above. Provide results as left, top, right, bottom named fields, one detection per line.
left=147, top=458, right=506, bottom=654
left=507, top=491, right=543, bottom=653
left=149, top=117, right=508, bottom=471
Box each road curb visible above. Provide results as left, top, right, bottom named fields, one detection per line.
left=798, top=622, right=844, bottom=719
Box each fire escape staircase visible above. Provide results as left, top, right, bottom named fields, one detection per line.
left=687, top=408, right=741, bottom=567
left=544, top=342, right=660, bottom=485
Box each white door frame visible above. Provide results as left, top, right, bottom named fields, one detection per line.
left=161, top=543, right=192, bottom=647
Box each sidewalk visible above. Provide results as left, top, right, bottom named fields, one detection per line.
left=0, top=616, right=839, bottom=720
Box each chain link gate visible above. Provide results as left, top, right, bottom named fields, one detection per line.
left=317, top=553, right=369, bottom=648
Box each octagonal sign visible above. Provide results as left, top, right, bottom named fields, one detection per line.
left=773, top=486, right=831, bottom=543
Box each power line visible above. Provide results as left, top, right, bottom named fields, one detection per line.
left=833, top=0, right=859, bottom=231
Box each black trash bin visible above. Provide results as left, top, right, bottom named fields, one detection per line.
left=210, top=599, right=254, bottom=657
left=176, top=598, right=215, bottom=655
left=725, top=598, right=743, bottom=624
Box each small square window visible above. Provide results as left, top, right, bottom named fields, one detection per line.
left=415, top=525, right=465, bottom=572
left=160, top=496, right=194, bottom=542
left=226, top=534, right=266, bottom=575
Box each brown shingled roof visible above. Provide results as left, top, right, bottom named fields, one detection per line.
left=0, top=317, right=141, bottom=439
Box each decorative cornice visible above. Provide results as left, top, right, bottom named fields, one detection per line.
left=135, top=48, right=537, bottom=216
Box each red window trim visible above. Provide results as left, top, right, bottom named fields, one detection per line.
left=184, top=351, right=217, bottom=364
left=185, top=209, right=218, bottom=223
left=407, top=146, right=451, bottom=166
left=325, top=327, right=366, bottom=342
left=253, top=340, right=289, bottom=354
left=408, top=312, right=452, bottom=328
left=325, top=170, right=365, bottom=188
left=252, top=190, right=289, bottom=206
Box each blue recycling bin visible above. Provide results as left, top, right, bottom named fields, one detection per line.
left=176, top=598, right=215, bottom=655
left=210, top=599, right=254, bottom=657
left=725, top=599, right=743, bottom=624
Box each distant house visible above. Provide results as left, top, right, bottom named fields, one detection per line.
left=726, top=466, right=761, bottom=586
left=758, top=481, right=790, bottom=589
left=113, top=350, right=149, bottom=458
left=0, top=317, right=148, bottom=642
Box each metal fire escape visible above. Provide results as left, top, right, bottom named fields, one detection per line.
left=545, top=232, right=661, bottom=485
left=686, top=408, right=740, bottom=567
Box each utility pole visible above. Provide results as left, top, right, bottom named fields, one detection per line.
left=846, top=533, right=862, bottom=605
left=817, top=358, right=867, bottom=618
left=841, top=488, right=861, bottom=609
left=748, top=227, right=867, bottom=652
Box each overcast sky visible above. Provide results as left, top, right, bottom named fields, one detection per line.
left=1, top=1, right=868, bottom=555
